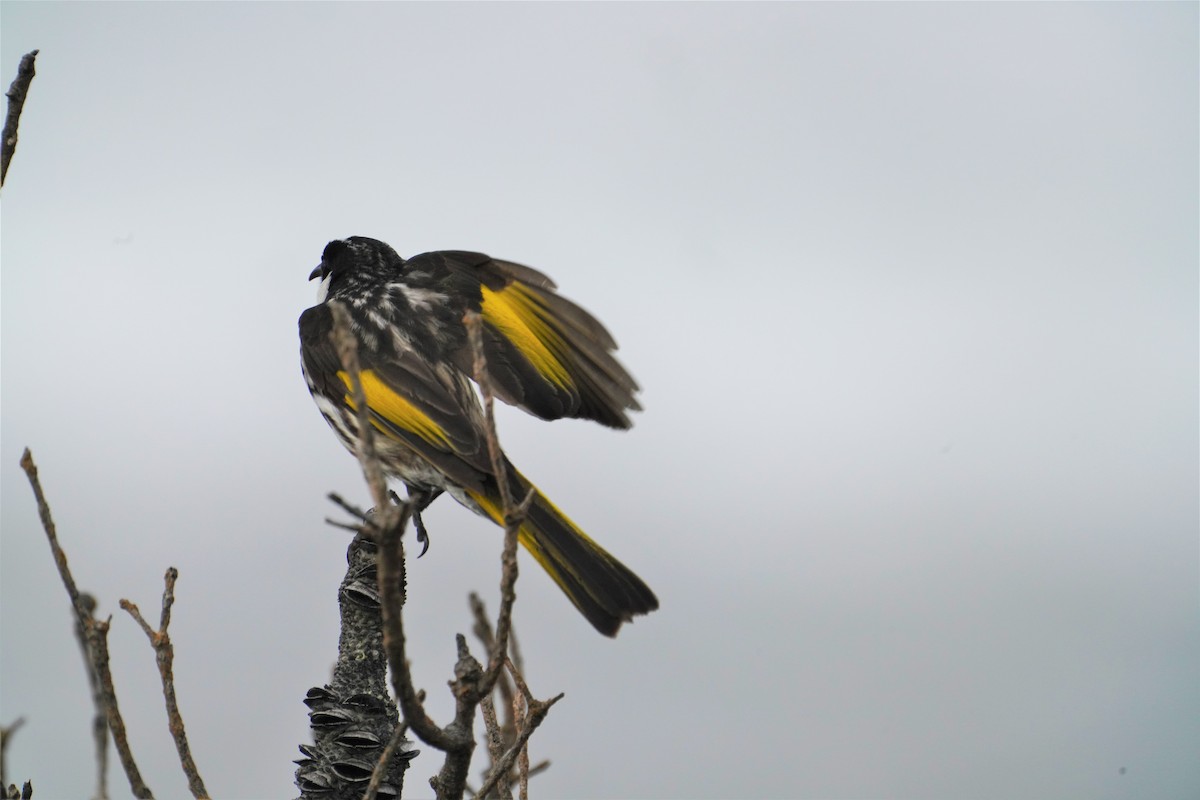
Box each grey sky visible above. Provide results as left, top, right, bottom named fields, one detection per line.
left=2, top=2, right=1196, bottom=798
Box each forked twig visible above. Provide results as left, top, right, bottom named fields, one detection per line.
left=474, top=659, right=562, bottom=800
left=19, top=449, right=153, bottom=799
left=120, top=569, right=209, bottom=799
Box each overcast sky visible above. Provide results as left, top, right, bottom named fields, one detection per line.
left=2, top=3, right=1197, bottom=798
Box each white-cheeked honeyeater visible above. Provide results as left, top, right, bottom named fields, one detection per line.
left=298, top=237, right=658, bottom=636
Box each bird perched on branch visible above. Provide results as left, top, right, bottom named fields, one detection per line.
left=298, top=237, right=658, bottom=636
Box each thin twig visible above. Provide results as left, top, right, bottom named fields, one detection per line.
left=469, top=594, right=517, bottom=746
left=19, top=449, right=92, bottom=623
left=474, top=688, right=562, bottom=800
left=478, top=695, right=510, bottom=799
left=120, top=569, right=209, bottom=799
left=376, top=510, right=452, bottom=751
left=73, top=593, right=110, bottom=800
left=463, top=312, right=528, bottom=700
left=90, top=616, right=153, bottom=798
left=1, top=50, right=37, bottom=186
left=327, top=492, right=370, bottom=523
left=514, top=690, right=529, bottom=800
left=467, top=311, right=513, bottom=514
left=0, top=718, right=25, bottom=787
left=327, top=302, right=391, bottom=517
left=19, top=449, right=153, bottom=798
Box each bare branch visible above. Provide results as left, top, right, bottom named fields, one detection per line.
left=327, top=302, right=391, bottom=518
left=514, top=690, right=529, bottom=800
left=0, top=717, right=26, bottom=787
left=463, top=312, right=527, bottom=701
left=469, top=593, right=516, bottom=740
left=19, top=449, right=92, bottom=623
left=477, top=695, right=510, bottom=800
left=2, top=780, right=32, bottom=800
left=90, top=616, right=153, bottom=798
left=19, top=449, right=153, bottom=798
left=376, top=511, right=455, bottom=751
left=469, top=593, right=520, bottom=771
left=1, top=50, right=37, bottom=186
left=474, top=668, right=562, bottom=800
left=429, top=635, right=485, bottom=797
left=120, top=569, right=209, bottom=799
left=73, top=593, right=110, bottom=800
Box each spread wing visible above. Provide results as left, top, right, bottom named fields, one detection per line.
left=299, top=301, right=494, bottom=492
left=404, top=250, right=642, bottom=429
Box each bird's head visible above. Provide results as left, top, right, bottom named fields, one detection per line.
left=309, top=236, right=405, bottom=302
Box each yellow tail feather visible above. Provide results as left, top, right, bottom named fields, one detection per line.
left=466, top=474, right=657, bottom=636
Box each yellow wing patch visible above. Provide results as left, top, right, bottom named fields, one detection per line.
left=338, top=369, right=449, bottom=448
left=480, top=284, right=573, bottom=389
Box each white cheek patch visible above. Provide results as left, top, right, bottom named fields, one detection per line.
left=315, top=273, right=332, bottom=303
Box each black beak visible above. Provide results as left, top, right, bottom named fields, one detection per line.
left=309, top=264, right=325, bottom=281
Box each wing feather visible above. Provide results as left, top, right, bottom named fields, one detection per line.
left=299, top=303, right=493, bottom=489
left=402, top=251, right=641, bottom=429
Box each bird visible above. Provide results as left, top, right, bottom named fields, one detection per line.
left=298, top=237, right=658, bottom=636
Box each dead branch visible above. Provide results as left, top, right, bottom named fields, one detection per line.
left=473, top=659, right=562, bottom=800
left=2, top=50, right=38, bottom=186
left=120, top=568, right=209, bottom=799
left=2, top=780, right=32, bottom=800
left=0, top=718, right=26, bottom=788
left=469, top=593, right=518, bottom=742
left=463, top=312, right=534, bottom=703
left=19, top=449, right=153, bottom=798
left=327, top=302, right=392, bottom=518
left=477, top=695, right=509, bottom=799
left=72, top=593, right=110, bottom=800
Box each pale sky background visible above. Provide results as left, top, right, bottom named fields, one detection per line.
left=2, top=2, right=1197, bottom=798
